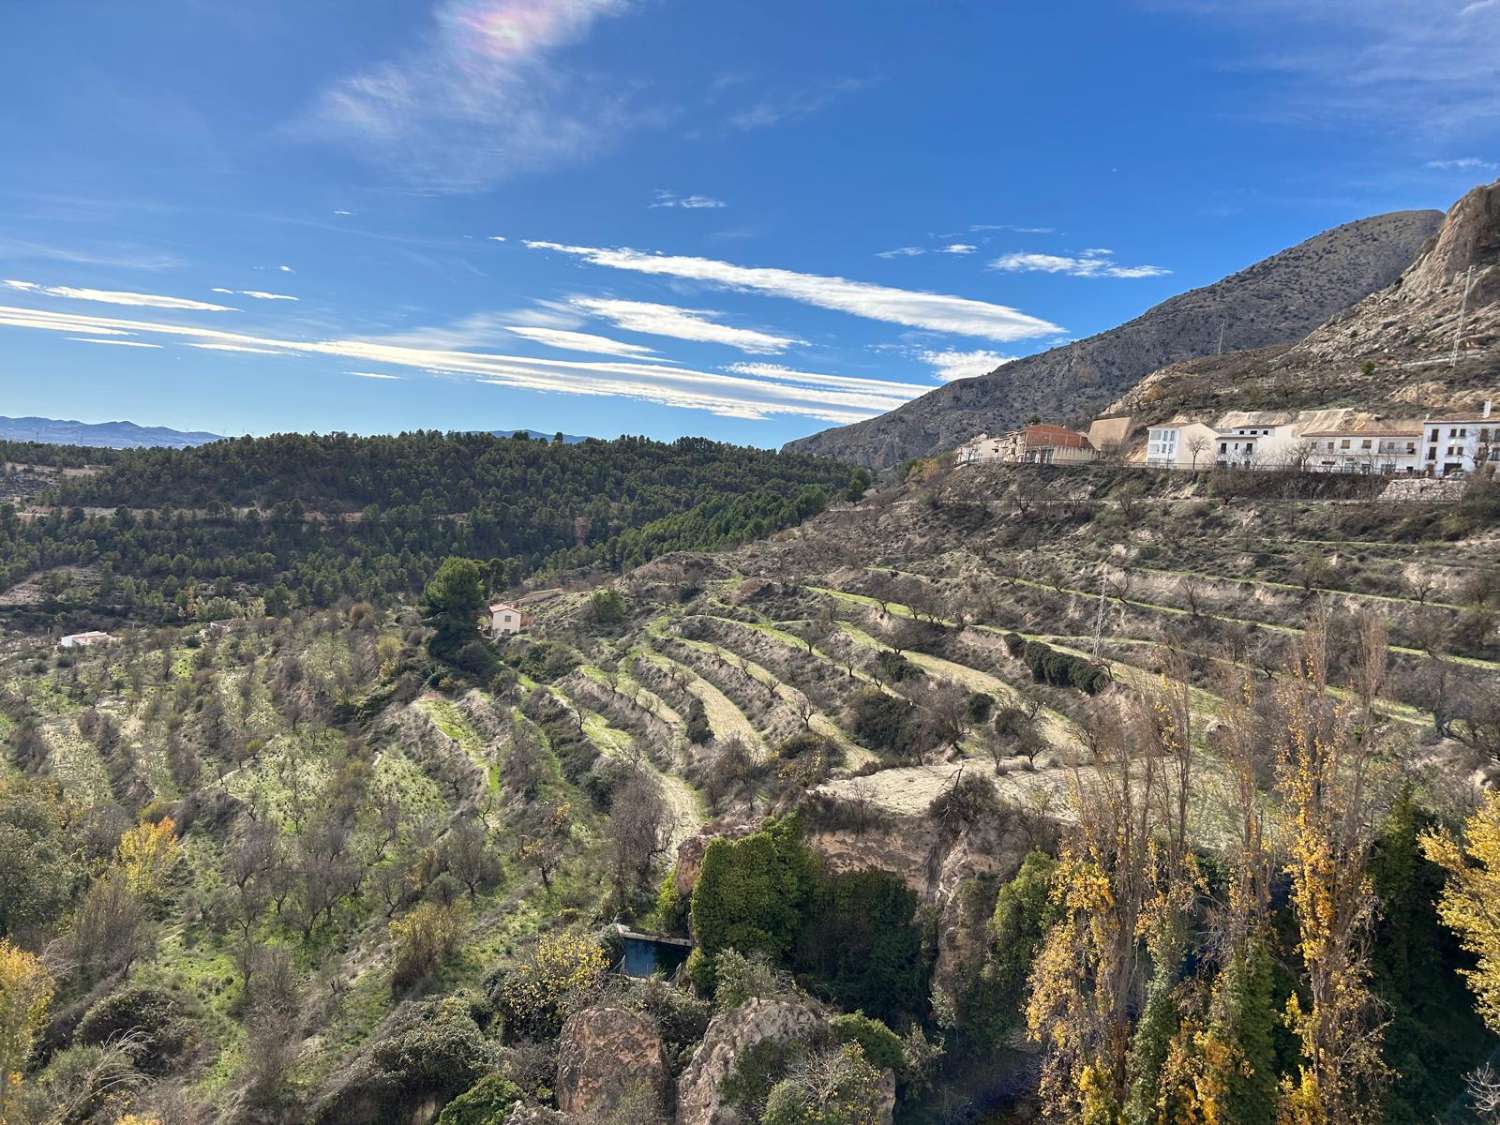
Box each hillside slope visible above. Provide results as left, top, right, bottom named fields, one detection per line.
left=1116, top=178, right=1500, bottom=419
left=784, top=209, right=1442, bottom=467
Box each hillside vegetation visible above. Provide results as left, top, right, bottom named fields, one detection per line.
left=2, top=453, right=1499, bottom=1124
left=0, top=432, right=865, bottom=633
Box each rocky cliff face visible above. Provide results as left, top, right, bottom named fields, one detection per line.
left=1115, top=180, right=1500, bottom=420
left=784, top=209, right=1443, bottom=468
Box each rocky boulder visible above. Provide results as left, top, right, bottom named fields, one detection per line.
left=557, top=1007, right=671, bottom=1121
left=675, top=999, right=821, bottom=1125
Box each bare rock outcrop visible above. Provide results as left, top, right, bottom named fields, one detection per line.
left=558, top=1007, right=671, bottom=1121
left=674, top=999, right=821, bottom=1125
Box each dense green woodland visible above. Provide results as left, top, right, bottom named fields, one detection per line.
left=0, top=432, right=865, bottom=629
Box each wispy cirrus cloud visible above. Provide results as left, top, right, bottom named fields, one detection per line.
left=505, top=324, right=658, bottom=357
left=724, top=362, right=931, bottom=401
left=1166, top=0, right=1500, bottom=132
left=299, top=0, right=637, bottom=192
left=917, top=349, right=1013, bottom=382
left=350, top=371, right=403, bottom=380
left=67, top=338, right=163, bottom=349
left=650, top=191, right=726, bottom=209
left=876, top=246, right=925, bottom=259
left=568, top=296, right=802, bottom=354
left=727, top=78, right=869, bottom=130
left=526, top=241, right=1064, bottom=342
left=988, top=248, right=1170, bottom=279
left=1425, top=156, right=1498, bottom=171
left=0, top=304, right=903, bottom=424
left=187, top=343, right=286, bottom=355
left=4, top=279, right=237, bottom=311
left=212, top=288, right=300, bottom=301
left=0, top=237, right=182, bottom=271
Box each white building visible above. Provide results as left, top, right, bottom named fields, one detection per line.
left=956, top=433, right=1007, bottom=465
left=1145, top=418, right=1220, bottom=470
left=1420, top=403, right=1497, bottom=477
left=487, top=602, right=527, bottom=636
left=1299, top=422, right=1424, bottom=475
left=1213, top=412, right=1299, bottom=468
left=59, top=631, right=113, bottom=649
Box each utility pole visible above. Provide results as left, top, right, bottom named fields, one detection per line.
left=1451, top=265, right=1476, bottom=368
left=1217, top=322, right=1226, bottom=356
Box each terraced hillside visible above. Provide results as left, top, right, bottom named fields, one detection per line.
left=3, top=457, right=1498, bottom=1124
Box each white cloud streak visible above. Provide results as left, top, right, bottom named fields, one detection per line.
left=300, top=0, right=635, bottom=192
left=504, top=324, right=658, bottom=357
left=0, top=304, right=909, bottom=424
left=988, top=248, right=1170, bottom=279
left=876, top=247, right=925, bottom=259
left=67, top=338, right=163, bottom=349
left=212, top=288, right=299, bottom=301
left=350, top=371, right=403, bottom=380
left=651, top=191, right=727, bottom=209
left=568, top=296, right=802, bottom=353
left=527, top=241, right=1064, bottom=342
left=1425, top=156, right=1498, bottom=171
left=940, top=243, right=976, bottom=255
left=919, top=349, right=1012, bottom=382
left=4, top=279, right=237, bottom=311
left=187, top=343, right=286, bottom=355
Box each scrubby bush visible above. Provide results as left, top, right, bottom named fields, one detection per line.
left=877, top=648, right=921, bottom=684
left=1023, top=641, right=1110, bottom=694
left=964, top=692, right=995, bottom=725
left=829, top=1012, right=905, bottom=1072
left=714, top=949, right=797, bottom=1011
left=389, top=901, right=468, bottom=993
left=849, top=690, right=923, bottom=762
left=76, top=984, right=196, bottom=1075
left=685, top=696, right=713, bottom=744
left=311, top=995, right=496, bottom=1125
left=434, top=1073, right=523, bottom=1125
left=491, top=932, right=607, bottom=1041
left=762, top=1044, right=886, bottom=1125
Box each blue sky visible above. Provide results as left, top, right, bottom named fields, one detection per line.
left=1, top=0, right=1496, bottom=446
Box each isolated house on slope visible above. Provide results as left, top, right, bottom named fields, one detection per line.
left=487, top=602, right=527, bottom=636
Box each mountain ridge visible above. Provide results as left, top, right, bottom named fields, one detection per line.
left=0, top=415, right=224, bottom=449
left=783, top=208, right=1445, bottom=468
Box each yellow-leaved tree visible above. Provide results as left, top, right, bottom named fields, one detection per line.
left=118, top=817, right=181, bottom=897
left=1421, top=790, right=1500, bottom=1035
left=1273, top=618, right=1387, bottom=1125
left=0, top=939, right=54, bottom=1119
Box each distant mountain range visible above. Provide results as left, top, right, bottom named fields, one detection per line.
left=0, top=418, right=593, bottom=451
left=785, top=208, right=1446, bottom=468
left=490, top=429, right=590, bottom=443
left=0, top=416, right=223, bottom=449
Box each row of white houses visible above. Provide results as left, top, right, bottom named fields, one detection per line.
left=958, top=403, right=1498, bottom=478
left=1143, top=403, right=1497, bottom=476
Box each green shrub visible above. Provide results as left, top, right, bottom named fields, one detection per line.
left=76, top=984, right=195, bottom=1075
left=714, top=949, right=796, bottom=1011
left=829, top=1012, right=904, bottom=1072
left=689, top=816, right=816, bottom=993
left=849, top=690, right=922, bottom=761
left=685, top=696, right=713, bottom=744
left=964, top=692, right=995, bottom=725
left=435, top=1074, right=523, bottom=1125
left=1022, top=641, right=1109, bottom=694
left=762, top=1044, right=885, bottom=1125
left=877, top=649, right=921, bottom=683
left=1003, top=633, right=1027, bottom=657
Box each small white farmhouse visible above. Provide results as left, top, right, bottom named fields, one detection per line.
left=487, top=602, right=526, bottom=637
left=59, top=630, right=113, bottom=649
